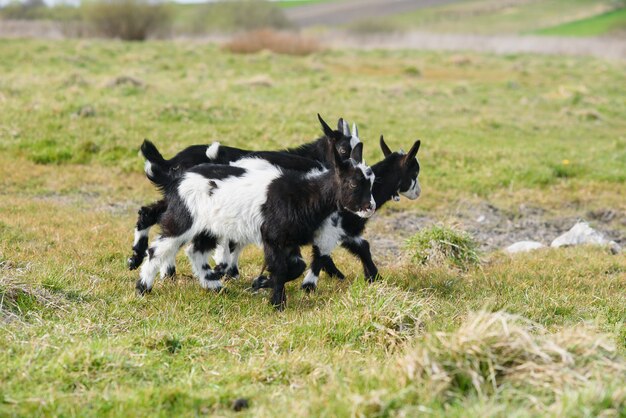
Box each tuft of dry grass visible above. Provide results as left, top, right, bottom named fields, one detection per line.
left=400, top=311, right=625, bottom=401
left=0, top=261, right=68, bottom=324
left=223, top=29, right=320, bottom=56
left=405, top=224, right=481, bottom=270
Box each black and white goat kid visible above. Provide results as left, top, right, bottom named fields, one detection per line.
left=128, top=117, right=360, bottom=275
left=136, top=119, right=375, bottom=310
left=252, top=135, right=421, bottom=292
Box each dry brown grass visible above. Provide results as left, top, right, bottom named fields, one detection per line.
left=399, top=311, right=625, bottom=401
left=223, top=29, right=321, bottom=56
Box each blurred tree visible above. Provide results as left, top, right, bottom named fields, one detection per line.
left=0, top=0, right=47, bottom=19
left=82, top=0, right=172, bottom=41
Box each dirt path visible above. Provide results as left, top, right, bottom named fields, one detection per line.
left=319, top=30, right=626, bottom=60
left=285, top=0, right=460, bottom=27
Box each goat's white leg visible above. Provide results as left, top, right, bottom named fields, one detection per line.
left=302, top=216, right=342, bottom=292
left=212, top=242, right=231, bottom=270
left=159, top=252, right=177, bottom=280
left=185, top=243, right=210, bottom=281
left=224, top=243, right=244, bottom=279
left=136, top=236, right=186, bottom=295
left=186, top=232, right=222, bottom=291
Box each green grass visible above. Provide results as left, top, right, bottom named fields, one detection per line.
left=380, top=0, right=617, bottom=35
left=0, top=40, right=625, bottom=416
left=534, top=7, right=626, bottom=37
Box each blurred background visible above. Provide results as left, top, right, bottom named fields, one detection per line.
left=1, top=0, right=625, bottom=58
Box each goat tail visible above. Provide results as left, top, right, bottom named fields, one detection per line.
left=141, top=139, right=173, bottom=189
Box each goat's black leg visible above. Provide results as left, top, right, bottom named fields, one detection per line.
left=128, top=199, right=167, bottom=271
left=341, top=237, right=379, bottom=283
left=253, top=248, right=303, bottom=291
left=265, top=246, right=289, bottom=310
left=320, top=256, right=345, bottom=280
left=286, top=247, right=306, bottom=280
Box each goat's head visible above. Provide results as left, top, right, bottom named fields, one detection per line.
left=379, top=135, right=421, bottom=201
left=318, top=114, right=360, bottom=163
left=321, top=122, right=375, bottom=218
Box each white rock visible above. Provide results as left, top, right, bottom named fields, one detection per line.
left=505, top=241, right=546, bottom=254
left=551, top=221, right=609, bottom=248
left=608, top=241, right=622, bottom=255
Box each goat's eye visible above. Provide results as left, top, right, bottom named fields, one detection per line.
left=340, top=148, right=348, bottom=154
left=349, top=181, right=357, bottom=189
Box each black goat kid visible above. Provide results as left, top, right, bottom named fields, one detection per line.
left=252, top=135, right=421, bottom=292
left=136, top=124, right=375, bottom=310
left=129, top=117, right=359, bottom=273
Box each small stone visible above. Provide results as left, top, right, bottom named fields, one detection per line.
left=239, top=75, right=273, bottom=88
left=232, top=398, right=249, bottom=412
left=73, top=105, right=96, bottom=118
left=107, top=76, right=144, bottom=88
left=608, top=241, right=622, bottom=255
left=505, top=241, right=545, bottom=254
left=551, top=221, right=608, bottom=248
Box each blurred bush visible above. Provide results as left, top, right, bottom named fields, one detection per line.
left=82, top=0, right=172, bottom=40
left=0, top=0, right=47, bottom=20
left=224, top=29, right=319, bottom=55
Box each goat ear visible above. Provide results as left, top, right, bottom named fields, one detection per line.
left=318, top=114, right=335, bottom=139
left=350, top=142, right=363, bottom=164
left=337, top=118, right=349, bottom=136
left=342, top=119, right=351, bottom=136
left=380, top=135, right=392, bottom=157
left=327, top=136, right=344, bottom=171
left=404, top=140, right=421, bottom=163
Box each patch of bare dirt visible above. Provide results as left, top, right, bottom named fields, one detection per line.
left=322, top=31, right=626, bottom=60
left=365, top=202, right=625, bottom=258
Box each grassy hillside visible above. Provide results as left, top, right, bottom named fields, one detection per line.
left=0, top=40, right=625, bottom=417
left=534, top=7, right=626, bottom=37
left=377, top=0, right=617, bottom=35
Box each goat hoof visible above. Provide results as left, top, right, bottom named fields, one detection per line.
left=301, top=282, right=317, bottom=293
left=128, top=256, right=141, bottom=271
left=205, top=270, right=224, bottom=282
left=333, top=271, right=346, bottom=280
left=271, top=294, right=286, bottom=311
left=251, top=275, right=272, bottom=291
left=135, top=280, right=151, bottom=296
left=202, top=278, right=223, bottom=292
left=225, top=266, right=239, bottom=280
left=365, top=273, right=379, bottom=283
left=163, top=265, right=176, bottom=279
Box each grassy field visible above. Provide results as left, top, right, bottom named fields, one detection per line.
left=1, top=40, right=625, bottom=417
left=377, top=0, right=618, bottom=35
left=534, top=7, right=626, bottom=37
